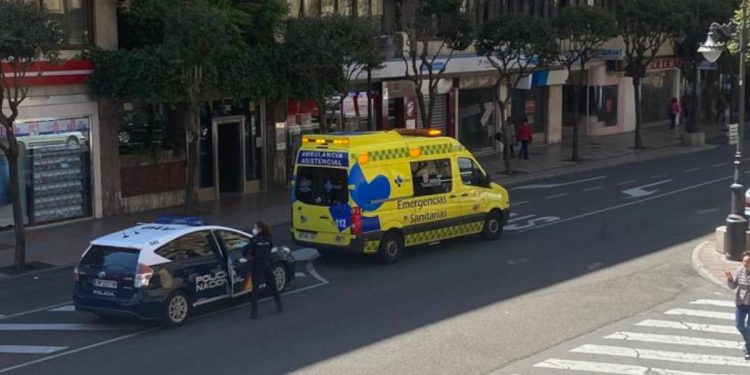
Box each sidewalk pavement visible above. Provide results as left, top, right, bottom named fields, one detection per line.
left=692, top=239, right=740, bottom=288
left=0, top=122, right=727, bottom=274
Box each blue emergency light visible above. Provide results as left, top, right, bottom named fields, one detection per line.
left=155, top=215, right=208, bottom=226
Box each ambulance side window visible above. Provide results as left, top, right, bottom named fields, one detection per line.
left=458, top=157, right=488, bottom=187
left=410, top=158, right=453, bottom=196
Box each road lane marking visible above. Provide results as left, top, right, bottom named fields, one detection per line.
left=294, top=272, right=307, bottom=278
left=635, top=320, right=738, bottom=335
left=511, top=175, right=606, bottom=191
left=0, top=301, right=73, bottom=321
left=689, top=299, right=734, bottom=308
left=0, top=328, right=159, bottom=374
left=621, top=179, right=672, bottom=198
left=0, top=345, right=67, bottom=354
left=615, top=180, right=636, bottom=185
left=571, top=344, right=750, bottom=368
left=712, top=163, right=728, bottom=167
left=605, top=331, right=742, bottom=349
left=533, top=358, right=727, bottom=375
left=546, top=193, right=568, bottom=199
left=665, top=308, right=734, bottom=320
left=583, top=186, right=603, bottom=192
left=0, top=260, right=329, bottom=374
left=684, top=168, right=701, bottom=172
left=650, top=174, right=666, bottom=179
left=513, top=200, right=529, bottom=206
left=49, top=305, right=75, bottom=312
left=507, top=214, right=535, bottom=223
left=0, top=323, right=141, bottom=331
left=519, top=175, right=733, bottom=233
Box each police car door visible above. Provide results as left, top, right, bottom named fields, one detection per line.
left=173, top=231, right=229, bottom=305
left=214, top=230, right=253, bottom=297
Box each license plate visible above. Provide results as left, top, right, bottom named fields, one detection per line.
left=298, top=231, right=316, bottom=241
left=93, top=279, right=117, bottom=289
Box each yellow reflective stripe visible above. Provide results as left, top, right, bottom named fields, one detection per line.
left=404, top=221, right=484, bottom=246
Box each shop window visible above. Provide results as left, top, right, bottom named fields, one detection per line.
left=459, top=87, right=496, bottom=152
left=26, top=0, right=92, bottom=47
left=118, top=104, right=170, bottom=155
left=411, top=159, right=452, bottom=196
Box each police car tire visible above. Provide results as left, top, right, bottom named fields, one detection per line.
left=163, top=290, right=190, bottom=327
left=377, top=232, right=403, bottom=264
left=481, top=211, right=503, bottom=241
left=272, top=263, right=288, bottom=292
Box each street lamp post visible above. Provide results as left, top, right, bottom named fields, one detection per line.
left=699, top=1, right=748, bottom=261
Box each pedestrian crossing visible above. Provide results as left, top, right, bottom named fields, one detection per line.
left=497, top=298, right=749, bottom=375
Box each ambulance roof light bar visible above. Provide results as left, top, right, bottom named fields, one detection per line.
left=395, top=129, right=442, bottom=137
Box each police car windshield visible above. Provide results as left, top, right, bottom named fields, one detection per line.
left=81, top=245, right=140, bottom=271
left=295, top=167, right=348, bottom=206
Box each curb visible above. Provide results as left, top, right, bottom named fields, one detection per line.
left=691, top=240, right=726, bottom=288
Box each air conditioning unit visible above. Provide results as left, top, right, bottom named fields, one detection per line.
left=393, top=31, right=412, bottom=58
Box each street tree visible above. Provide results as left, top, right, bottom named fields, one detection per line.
left=616, top=0, right=683, bottom=149
left=554, top=5, right=617, bottom=161
left=0, top=1, right=62, bottom=271
left=476, top=15, right=558, bottom=174
left=397, top=0, right=472, bottom=127
left=285, top=15, right=382, bottom=133
left=88, top=0, right=256, bottom=211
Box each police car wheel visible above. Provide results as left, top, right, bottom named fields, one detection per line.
left=481, top=211, right=503, bottom=241
left=163, top=291, right=190, bottom=327
left=377, top=232, right=403, bottom=264
left=272, top=263, right=288, bottom=292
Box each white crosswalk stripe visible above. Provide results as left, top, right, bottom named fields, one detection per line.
left=689, top=300, right=735, bottom=308
left=505, top=295, right=750, bottom=375
left=533, top=358, right=738, bottom=375
left=635, top=320, right=737, bottom=335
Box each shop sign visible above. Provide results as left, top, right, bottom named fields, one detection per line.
left=275, top=122, right=287, bottom=151
left=1, top=59, right=93, bottom=87
left=1, top=117, right=90, bottom=138
left=647, top=57, right=679, bottom=71
left=590, top=49, right=623, bottom=60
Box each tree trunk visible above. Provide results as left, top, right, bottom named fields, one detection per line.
left=633, top=74, right=644, bottom=149
left=572, top=63, right=585, bottom=161
left=8, top=136, right=26, bottom=271
left=183, top=103, right=200, bottom=213
left=492, top=82, right=512, bottom=174
left=367, top=69, right=373, bottom=131
left=316, top=97, right=328, bottom=133
left=415, top=89, right=428, bottom=128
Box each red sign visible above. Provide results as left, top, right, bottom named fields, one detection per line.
left=646, top=57, right=680, bottom=71
left=1, top=59, right=93, bottom=87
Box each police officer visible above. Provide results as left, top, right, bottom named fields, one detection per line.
left=247, top=221, right=282, bottom=319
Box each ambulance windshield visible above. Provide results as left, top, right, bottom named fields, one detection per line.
left=295, top=167, right=349, bottom=206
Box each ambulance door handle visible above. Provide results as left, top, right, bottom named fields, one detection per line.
left=461, top=193, right=469, bottom=197
left=319, top=215, right=330, bottom=219
left=449, top=195, right=457, bottom=198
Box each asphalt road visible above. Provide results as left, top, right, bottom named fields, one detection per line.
left=0, top=141, right=745, bottom=374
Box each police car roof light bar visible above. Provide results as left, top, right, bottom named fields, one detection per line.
left=155, top=215, right=208, bottom=226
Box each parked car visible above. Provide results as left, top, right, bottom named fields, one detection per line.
left=73, top=217, right=295, bottom=326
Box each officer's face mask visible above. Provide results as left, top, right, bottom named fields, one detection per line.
left=252, top=227, right=260, bottom=236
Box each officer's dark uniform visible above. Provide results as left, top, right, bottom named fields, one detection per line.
left=246, top=231, right=282, bottom=318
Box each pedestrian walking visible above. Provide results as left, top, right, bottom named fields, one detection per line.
left=247, top=221, right=282, bottom=319
left=517, top=118, right=533, bottom=160
left=668, top=97, right=681, bottom=130
left=725, top=250, right=750, bottom=360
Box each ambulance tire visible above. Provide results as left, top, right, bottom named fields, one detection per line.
left=162, top=290, right=191, bottom=327
left=377, top=231, right=404, bottom=264
left=481, top=210, right=503, bottom=241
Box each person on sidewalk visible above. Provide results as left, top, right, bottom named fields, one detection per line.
left=247, top=221, right=282, bottom=319
left=725, top=250, right=750, bottom=360
left=716, top=94, right=728, bottom=125
left=517, top=118, right=533, bottom=160
left=668, top=97, right=681, bottom=130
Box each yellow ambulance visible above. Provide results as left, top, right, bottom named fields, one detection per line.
left=290, top=129, right=510, bottom=263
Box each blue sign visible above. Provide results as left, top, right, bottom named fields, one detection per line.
left=297, top=151, right=349, bottom=167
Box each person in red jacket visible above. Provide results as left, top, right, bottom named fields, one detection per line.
left=517, top=118, right=533, bottom=160
left=668, top=97, right=681, bottom=130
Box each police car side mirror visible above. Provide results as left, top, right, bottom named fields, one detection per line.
left=239, top=257, right=248, bottom=264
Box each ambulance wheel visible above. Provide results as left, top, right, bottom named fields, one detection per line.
left=271, top=263, right=288, bottom=292
left=163, top=290, right=190, bottom=327
left=377, top=231, right=403, bottom=264
left=481, top=210, right=503, bottom=241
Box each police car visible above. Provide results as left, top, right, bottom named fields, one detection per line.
left=73, top=217, right=295, bottom=326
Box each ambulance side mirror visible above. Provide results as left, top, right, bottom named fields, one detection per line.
left=482, top=173, right=491, bottom=188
